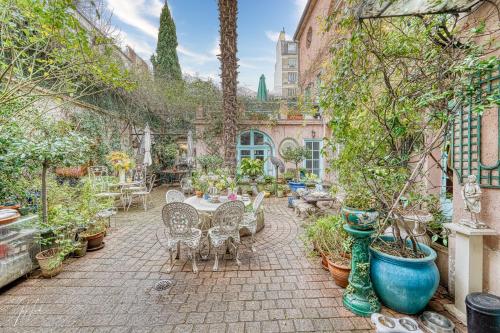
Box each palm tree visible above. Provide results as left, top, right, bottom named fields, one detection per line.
left=217, top=0, right=238, bottom=172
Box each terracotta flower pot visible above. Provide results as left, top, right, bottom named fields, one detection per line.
left=195, top=191, right=203, bottom=198
left=55, top=166, right=87, bottom=178
left=320, top=251, right=329, bottom=271
left=327, top=255, right=351, bottom=288
left=82, top=231, right=105, bottom=250
left=36, top=248, right=63, bottom=278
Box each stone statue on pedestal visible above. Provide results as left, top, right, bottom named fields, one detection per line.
left=460, top=175, right=487, bottom=229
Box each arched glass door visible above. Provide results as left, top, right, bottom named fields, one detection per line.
left=237, top=130, right=274, bottom=175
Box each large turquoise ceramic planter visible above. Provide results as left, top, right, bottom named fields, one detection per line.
left=370, top=236, right=439, bottom=314
left=341, top=207, right=379, bottom=230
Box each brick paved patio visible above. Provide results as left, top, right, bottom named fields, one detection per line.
left=0, top=186, right=464, bottom=332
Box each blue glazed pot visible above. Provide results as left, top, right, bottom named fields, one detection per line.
left=288, top=181, right=306, bottom=193
left=341, top=207, right=379, bottom=230
left=370, top=236, right=439, bottom=314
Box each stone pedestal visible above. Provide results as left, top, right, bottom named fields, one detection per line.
left=343, top=224, right=380, bottom=317
left=443, top=223, right=497, bottom=324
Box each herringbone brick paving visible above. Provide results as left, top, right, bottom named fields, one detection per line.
left=0, top=186, right=463, bottom=332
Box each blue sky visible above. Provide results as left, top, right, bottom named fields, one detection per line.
left=105, top=0, right=307, bottom=92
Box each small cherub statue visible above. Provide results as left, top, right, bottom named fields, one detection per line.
left=460, top=175, right=487, bottom=229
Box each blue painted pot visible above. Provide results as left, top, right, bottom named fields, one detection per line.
left=287, top=196, right=295, bottom=208
left=341, top=207, right=379, bottom=230
left=370, top=236, right=439, bottom=314
left=288, top=181, right=306, bottom=193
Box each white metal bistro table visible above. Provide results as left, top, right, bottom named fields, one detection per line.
left=183, top=195, right=252, bottom=259
left=184, top=195, right=251, bottom=212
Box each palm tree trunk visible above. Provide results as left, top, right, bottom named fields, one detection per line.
left=218, top=0, right=238, bottom=172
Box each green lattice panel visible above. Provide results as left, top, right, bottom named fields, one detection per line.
left=451, top=65, right=500, bottom=188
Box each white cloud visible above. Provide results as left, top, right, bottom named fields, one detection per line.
left=177, top=45, right=217, bottom=65
left=150, top=0, right=164, bottom=18
left=106, top=0, right=160, bottom=38
left=210, top=38, right=220, bottom=57
left=265, top=30, right=291, bottom=42
left=295, top=0, right=308, bottom=20
left=118, top=30, right=154, bottom=60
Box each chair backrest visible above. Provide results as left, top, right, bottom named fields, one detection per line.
left=133, top=165, right=146, bottom=183
left=88, top=166, right=108, bottom=180
left=166, top=189, right=186, bottom=203
left=162, top=202, right=199, bottom=237
left=180, top=177, right=192, bottom=190
left=252, top=192, right=265, bottom=214
left=213, top=200, right=244, bottom=234
left=146, top=174, right=156, bottom=193
left=88, top=166, right=110, bottom=192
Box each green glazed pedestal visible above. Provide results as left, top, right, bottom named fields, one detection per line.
left=342, top=224, right=380, bottom=317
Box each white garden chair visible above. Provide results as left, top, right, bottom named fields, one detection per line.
left=128, top=174, right=156, bottom=211
left=161, top=202, right=202, bottom=273
left=208, top=200, right=245, bottom=271
left=239, top=191, right=265, bottom=252
left=180, top=177, right=194, bottom=195
left=166, top=189, right=185, bottom=203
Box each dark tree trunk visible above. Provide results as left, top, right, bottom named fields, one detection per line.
left=218, top=0, right=238, bottom=173
left=41, top=161, right=48, bottom=224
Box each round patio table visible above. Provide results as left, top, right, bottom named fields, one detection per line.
left=184, top=195, right=251, bottom=213
left=183, top=195, right=251, bottom=260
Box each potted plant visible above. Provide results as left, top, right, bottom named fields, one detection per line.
left=281, top=146, right=310, bottom=192
left=304, top=172, right=319, bottom=188
left=287, top=108, right=304, bottom=120
left=73, top=238, right=88, bottom=258
left=107, top=151, right=134, bottom=183
left=36, top=248, right=64, bottom=278
left=239, top=158, right=264, bottom=180
left=276, top=184, right=286, bottom=198
left=341, top=187, right=379, bottom=231
left=305, top=215, right=352, bottom=288
left=80, top=220, right=107, bottom=251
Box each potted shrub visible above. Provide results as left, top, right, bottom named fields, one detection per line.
left=281, top=146, right=310, bottom=192
left=305, top=215, right=352, bottom=288
left=287, top=109, right=304, bottom=120
left=36, top=248, right=64, bottom=278
left=276, top=184, right=286, bottom=198
left=240, top=158, right=264, bottom=180
left=304, top=172, right=319, bottom=188
left=73, top=239, right=88, bottom=258
left=80, top=220, right=107, bottom=251
left=341, top=188, right=379, bottom=231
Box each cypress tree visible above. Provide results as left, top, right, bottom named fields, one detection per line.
left=151, top=2, right=182, bottom=80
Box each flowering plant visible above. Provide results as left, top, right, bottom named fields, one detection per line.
left=107, top=151, right=135, bottom=172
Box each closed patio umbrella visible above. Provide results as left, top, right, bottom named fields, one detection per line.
left=187, top=130, right=194, bottom=167
left=143, top=124, right=152, bottom=168
left=257, top=74, right=268, bottom=102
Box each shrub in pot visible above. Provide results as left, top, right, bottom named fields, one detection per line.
left=341, top=189, right=379, bottom=231
left=80, top=220, right=106, bottom=250
left=281, top=146, right=310, bottom=192
left=370, top=235, right=439, bottom=314
left=36, top=248, right=64, bottom=278
left=305, top=215, right=353, bottom=287
left=239, top=158, right=264, bottom=181
left=73, top=239, right=88, bottom=258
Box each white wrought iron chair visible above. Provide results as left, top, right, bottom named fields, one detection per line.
left=180, top=177, right=194, bottom=195
left=128, top=165, right=147, bottom=191
left=128, top=174, right=156, bottom=211
left=208, top=200, right=245, bottom=271
left=166, top=189, right=186, bottom=203
left=239, top=191, right=265, bottom=252
left=161, top=202, right=202, bottom=273
left=88, top=166, right=121, bottom=201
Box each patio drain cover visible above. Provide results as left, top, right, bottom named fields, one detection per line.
left=154, top=279, right=176, bottom=291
